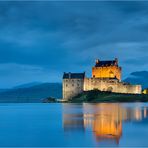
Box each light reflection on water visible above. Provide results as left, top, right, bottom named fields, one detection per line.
left=62, top=103, right=148, bottom=146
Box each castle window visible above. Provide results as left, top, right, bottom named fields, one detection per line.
left=77, top=83, right=79, bottom=87
left=109, top=71, right=114, bottom=78
left=72, top=84, right=74, bottom=87
left=66, top=84, right=68, bottom=87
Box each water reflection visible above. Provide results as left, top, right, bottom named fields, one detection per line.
left=62, top=103, right=148, bottom=145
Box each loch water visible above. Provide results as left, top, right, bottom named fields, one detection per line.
left=0, top=103, right=147, bottom=147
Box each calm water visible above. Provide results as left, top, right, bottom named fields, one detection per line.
left=0, top=103, right=147, bottom=147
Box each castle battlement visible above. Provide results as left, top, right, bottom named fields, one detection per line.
left=62, top=58, right=142, bottom=100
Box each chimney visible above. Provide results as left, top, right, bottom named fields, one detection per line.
left=115, top=58, right=118, bottom=65
left=95, top=59, right=99, bottom=64
left=69, top=72, right=71, bottom=79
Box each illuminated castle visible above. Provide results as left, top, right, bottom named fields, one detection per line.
left=63, top=58, right=141, bottom=100
left=92, top=58, right=121, bottom=81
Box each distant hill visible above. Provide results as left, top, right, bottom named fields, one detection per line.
left=124, top=71, right=148, bottom=89
left=0, top=83, right=62, bottom=103
left=13, top=82, right=42, bottom=89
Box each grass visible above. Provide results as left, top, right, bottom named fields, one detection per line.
left=68, top=90, right=148, bottom=103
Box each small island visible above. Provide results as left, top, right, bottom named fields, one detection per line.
left=62, top=58, right=143, bottom=102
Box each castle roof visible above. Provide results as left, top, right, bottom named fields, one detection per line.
left=63, top=72, right=85, bottom=79
left=95, top=59, right=118, bottom=67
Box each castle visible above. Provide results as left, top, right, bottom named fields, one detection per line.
left=63, top=58, right=142, bottom=100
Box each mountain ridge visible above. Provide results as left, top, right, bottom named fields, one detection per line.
left=124, top=71, right=148, bottom=89
left=13, top=82, right=43, bottom=89
left=0, top=83, right=62, bottom=103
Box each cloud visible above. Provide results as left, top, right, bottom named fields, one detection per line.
left=0, top=1, right=148, bottom=87
left=0, top=63, right=62, bottom=88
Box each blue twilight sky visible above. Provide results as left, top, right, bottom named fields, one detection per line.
left=0, top=1, right=148, bottom=88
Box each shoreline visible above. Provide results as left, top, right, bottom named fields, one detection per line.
left=44, top=90, right=148, bottom=103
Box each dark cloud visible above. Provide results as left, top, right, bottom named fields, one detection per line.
left=0, top=1, right=148, bottom=87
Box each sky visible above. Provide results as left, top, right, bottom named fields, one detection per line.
left=0, top=1, right=148, bottom=88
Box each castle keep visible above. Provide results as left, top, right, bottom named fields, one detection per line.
left=63, top=58, right=142, bottom=100
left=92, top=58, right=121, bottom=81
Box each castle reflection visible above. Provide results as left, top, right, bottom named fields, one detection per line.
left=62, top=103, right=148, bottom=144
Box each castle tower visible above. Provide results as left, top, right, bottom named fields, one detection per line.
left=63, top=72, right=85, bottom=100
left=92, top=58, right=122, bottom=81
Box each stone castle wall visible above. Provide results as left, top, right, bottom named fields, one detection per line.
left=63, top=78, right=84, bottom=100
left=84, top=78, right=141, bottom=94
left=63, top=77, right=141, bottom=100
